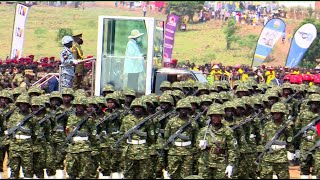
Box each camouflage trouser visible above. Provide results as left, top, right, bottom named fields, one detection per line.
left=33, top=148, right=47, bottom=178
left=66, top=151, right=95, bottom=179
left=9, top=150, right=33, bottom=178
left=88, top=150, right=100, bottom=179
left=237, top=152, right=257, bottom=179
left=313, top=152, right=320, bottom=177
left=155, top=149, right=168, bottom=178
left=198, top=156, right=227, bottom=179
left=0, top=146, right=4, bottom=172
left=300, top=152, right=315, bottom=175
left=124, top=158, right=152, bottom=179
left=150, top=154, right=158, bottom=178
left=46, top=142, right=66, bottom=176
left=259, top=161, right=289, bottom=179
left=193, top=152, right=201, bottom=175
left=100, top=147, right=123, bottom=175
left=167, top=155, right=193, bottom=179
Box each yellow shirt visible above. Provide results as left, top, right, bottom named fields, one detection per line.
left=293, top=71, right=300, bottom=75
left=265, top=70, right=275, bottom=84
left=210, top=69, right=222, bottom=81
left=190, top=67, right=199, bottom=71
left=241, top=73, right=249, bottom=82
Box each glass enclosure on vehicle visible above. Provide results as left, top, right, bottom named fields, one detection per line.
left=95, top=16, right=164, bottom=96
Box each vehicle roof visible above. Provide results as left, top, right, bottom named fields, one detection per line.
left=156, top=68, right=193, bottom=74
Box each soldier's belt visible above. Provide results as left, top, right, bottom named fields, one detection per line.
left=72, top=136, right=89, bottom=142
left=126, top=139, right=146, bottom=145
left=174, top=141, right=191, bottom=147
left=271, top=145, right=286, bottom=150
left=15, top=135, right=31, bottom=140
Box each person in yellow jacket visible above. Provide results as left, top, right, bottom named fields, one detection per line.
left=210, top=65, right=222, bottom=81
left=265, top=67, right=276, bottom=84
left=190, top=63, right=199, bottom=71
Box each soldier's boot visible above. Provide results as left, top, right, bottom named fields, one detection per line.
left=98, top=172, right=110, bottom=179
left=47, top=176, right=55, bottom=179
left=272, top=174, right=278, bottom=179
left=311, top=175, right=317, bottom=179
left=110, top=172, right=123, bottom=179
left=8, top=167, right=12, bottom=178
left=32, top=174, right=38, bottom=179
left=55, top=169, right=65, bottom=179
left=0, top=172, right=3, bottom=179
left=300, top=175, right=309, bottom=179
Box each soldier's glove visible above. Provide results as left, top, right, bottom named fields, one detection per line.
left=249, top=134, right=256, bottom=139
left=307, top=135, right=314, bottom=141
left=287, top=151, right=294, bottom=161
left=73, top=60, right=79, bottom=65
left=225, top=165, right=233, bottom=178
left=199, top=140, right=207, bottom=150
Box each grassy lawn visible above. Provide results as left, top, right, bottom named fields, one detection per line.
left=0, top=3, right=302, bottom=66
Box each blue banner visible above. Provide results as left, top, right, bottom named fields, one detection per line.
left=285, top=23, right=317, bottom=68
left=251, top=18, right=286, bottom=67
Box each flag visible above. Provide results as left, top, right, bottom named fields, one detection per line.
left=251, top=18, right=286, bottom=67
left=163, top=14, right=179, bottom=67
left=285, top=23, right=317, bottom=68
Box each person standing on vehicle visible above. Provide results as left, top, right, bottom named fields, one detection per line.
left=143, top=5, right=147, bottom=17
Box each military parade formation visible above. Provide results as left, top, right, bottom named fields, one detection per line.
left=0, top=75, right=319, bottom=179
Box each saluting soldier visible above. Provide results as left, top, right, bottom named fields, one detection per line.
left=71, top=33, right=85, bottom=89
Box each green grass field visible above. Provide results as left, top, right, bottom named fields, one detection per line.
left=0, top=3, right=301, bottom=66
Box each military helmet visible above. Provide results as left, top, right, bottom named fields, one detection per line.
left=130, top=98, right=147, bottom=110
left=267, top=91, right=279, bottom=99
left=95, top=96, right=106, bottom=105
left=308, top=94, right=320, bottom=104
left=200, top=94, right=212, bottom=104
left=40, top=94, right=50, bottom=106
left=235, top=84, right=249, bottom=93
left=224, top=101, right=236, bottom=110
left=270, top=102, right=287, bottom=114
left=160, top=81, right=171, bottom=90
left=105, top=93, right=119, bottom=105
left=182, top=81, right=192, bottom=89
left=12, top=87, right=27, bottom=96
left=62, top=88, right=75, bottom=98
left=242, top=96, right=254, bottom=109
left=209, top=92, right=221, bottom=104
left=74, top=89, right=88, bottom=97
left=28, top=86, right=43, bottom=95
left=31, top=96, right=44, bottom=106
left=188, top=96, right=199, bottom=106
left=159, top=94, right=174, bottom=106
left=197, top=83, right=209, bottom=92
left=233, top=80, right=242, bottom=89
left=282, top=83, right=293, bottom=90
left=142, top=96, right=154, bottom=107
left=184, top=175, right=204, bottom=179
left=49, top=91, right=63, bottom=102
left=102, top=84, right=115, bottom=93
left=176, top=98, right=192, bottom=110
left=207, top=103, right=225, bottom=116
left=15, top=94, right=30, bottom=106
left=72, top=96, right=88, bottom=106
left=308, top=85, right=320, bottom=94
left=234, top=99, right=246, bottom=109
left=253, top=96, right=263, bottom=106
left=114, top=90, right=125, bottom=102
left=123, top=88, right=136, bottom=97
left=219, top=91, right=229, bottom=101
left=87, top=96, right=98, bottom=105
left=172, top=90, right=185, bottom=99
left=171, top=82, right=183, bottom=91
left=0, top=90, right=13, bottom=103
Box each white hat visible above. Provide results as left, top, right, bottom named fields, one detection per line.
left=61, top=36, right=73, bottom=45
left=253, top=67, right=258, bottom=72
left=128, top=29, right=144, bottom=39
left=213, top=65, right=219, bottom=69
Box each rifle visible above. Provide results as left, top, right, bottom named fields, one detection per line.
left=112, top=109, right=164, bottom=148
left=0, top=104, right=11, bottom=115
left=2, top=107, right=16, bottom=121
left=157, top=108, right=177, bottom=123
left=38, top=108, right=57, bottom=125
left=3, top=106, right=45, bottom=140
left=65, top=112, right=92, bottom=143
left=292, top=116, right=320, bottom=141
left=95, top=111, right=121, bottom=127
left=231, top=110, right=262, bottom=131
left=301, top=140, right=320, bottom=160
left=283, top=91, right=299, bottom=104
left=162, top=108, right=207, bottom=149
left=55, top=108, right=76, bottom=121
left=254, top=119, right=292, bottom=165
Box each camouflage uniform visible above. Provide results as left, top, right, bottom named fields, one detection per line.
left=258, top=102, right=294, bottom=179
left=164, top=98, right=199, bottom=179
left=119, top=98, right=154, bottom=179
left=31, top=96, right=51, bottom=178
left=295, top=94, right=320, bottom=178
left=197, top=103, right=237, bottom=179
left=6, top=94, right=34, bottom=178
left=65, top=96, right=97, bottom=179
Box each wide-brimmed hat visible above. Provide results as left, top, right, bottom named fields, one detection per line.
left=128, top=29, right=144, bottom=39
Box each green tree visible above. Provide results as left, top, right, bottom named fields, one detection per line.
left=56, top=28, right=73, bottom=46
left=224, top=18, right=238, bottom=50
left=295, top=18, right=320, bottom=66
left=168, top=1, right=203, bottom=28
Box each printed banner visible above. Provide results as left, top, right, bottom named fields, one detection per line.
left=251, top=18, right=286, bottom=67
left=285, top=23, right=317, bottom=68
left=10, top=3, right=30, bottom=59
left=163, top=14, right=179, bottom=67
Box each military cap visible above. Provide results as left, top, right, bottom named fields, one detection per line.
left=130, top=98, right=147, bottom=110
left=15, top=93, right=30, bottom=106
left=102, top=84, right=115, bottom=93
left=0, top=90, right=13, bottom=103
left=159, top=94, right=174, bottom=106
left=160, top=81, right=171, bottom=90
left=207, top=103, right=225, bottom=116
left=171, top=82, right=183, bottom=91
left=74, top=89, right=88, bottom=97
left=106, top=93, right=119, bottom=105
left=49, top=91, right=63, bottom=102
left=62, top=88, right=75, bottom=98
left=72, top=96, right=88, bottom=106
left=31, top=96, right=44, bottom=106
left=123, top=88, right=136, bottom=97
left=200, top=94, right=212, bottom=104
left=270, top=102, right=287, bottom=114
left=176, top=98, right=192, bottom=110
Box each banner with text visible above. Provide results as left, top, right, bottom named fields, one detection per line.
left=10, top=3, right=30, bottom=59
left=285, top=23, right=317, bottom=68
left=251, top=18, right=286, bottom=67
left=163, top=14, right=179, bottom=67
